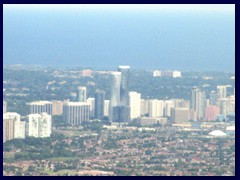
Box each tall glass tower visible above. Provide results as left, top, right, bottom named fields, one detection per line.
left=94, top=89, right=105, bottom=120
left=118, top=65, right=130, bottom=106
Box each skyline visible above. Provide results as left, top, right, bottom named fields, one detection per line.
left=3, top=4, right=235, bottom=72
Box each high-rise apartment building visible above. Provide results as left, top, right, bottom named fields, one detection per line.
left=3, top=112, right=25, bottom=143
left=129, top=91, right=141, bottom=120
left=26, top=113, right=52, bottom=138
left=27, top=101, right=53, bottom=115
left=191, top=88, right=206, bottom=120
left=209, top=91, right=218, bottom=106
left=148, top=99, right=164, bottom=117
left=94, top=90, right=105, bottom=120
left=87, top=98, right=95, bottom=119
left=76, top=86, right=87, bottom=102
left=104, top=100, right=110, bottom=117
left=63, top=102, right=90, bottom=125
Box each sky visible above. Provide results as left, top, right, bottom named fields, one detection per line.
left=3, top=4, right=235, bottom=71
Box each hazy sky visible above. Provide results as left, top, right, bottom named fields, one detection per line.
left=3, top=4, right=235, bottom=71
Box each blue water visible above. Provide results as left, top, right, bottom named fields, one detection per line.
left=3, top=7, right=235, bottom=72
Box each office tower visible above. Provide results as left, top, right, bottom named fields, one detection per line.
left=109, top=72, right=121, bottom=122
left=141, top=99, right=149, bottom=116
left=205, top=106, right=220, bottom=121
left=104, top=100, right=110, bottom=117
left=191, top=88, right=206, bottom=120
left=63, top=102, right=90, bottom=125
left=26, top=113, right=52, bottom=138
left=118, top=65, right=130, bottom=105
left=209, top=91, right=218, bottom=106
left=129, top=91, right=141, bottom=119
left=76, top=86, right=87, bottom=102
left=3, top=101, right=7, bottom=114
left=171, top=107, right=189, bottom=124
left=189, top=109, right=197, bottom=120
left=94, top=90, right=105, bottom=120
left=27, top=101, right=53, bottom=115
left=217, top=85, right=227, bottom=99
left=3, top=112, right=25, bottom=143
left=164, top=100, right=175, bottom=117
left=87, top=98, right=95, bottom=119
left=52, top=101, right=64, bottom=115
left=148, top=99, right=164, bottom=117
left=112, top=105, right=130, bottom=123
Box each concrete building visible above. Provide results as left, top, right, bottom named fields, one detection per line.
left=87, top=98, right=95, bottom=119
left=76, top=86, right=87, bottom=102
left=129, top=91, right=141, bottom=119
left=52, top=101, right=63, bottom=115
left=153, top=70, right=181, bottom=78
left=209, top=91, right=218, bottom=106
left=171, top=107, right=189, bottom=124
left=104, top=100, right=110, bottom=117
left=27, top=101, right=53, bottom=115
left=148, top=99, right=164, bottom=117
left=26, top=113, right=52, bottom=138
left=94, top=90, right=105, bottom=120
left=205, top=106, right=220, bottom=121
left=3, top=112, right=25, bottom=143
left=63, top=102, right=90, bottom=125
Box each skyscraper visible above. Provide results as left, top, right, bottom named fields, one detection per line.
left=191, top=88, right=206, bottom=120
left=76, top=86, right=87, bottom=102
left=129, top=91, right=141, bottom=119
left=94, top=90, right=105, bottom=120
left=109, top=72, right=121, bottom=122
left=112, top=105, right=130, bottom=123
left=118, top=65, right=130, bottom=106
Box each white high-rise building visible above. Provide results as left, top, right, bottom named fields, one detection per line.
left=27, top=101, right=53, bottom=115
left=129, top=92, right=141, bottom=119
left=87, top=97, right=95, bottom=119
left=3, top=101, right=7, bottom=114
left=3, top=112, right=25, bottom=142
left=104, top=100, right=110, bottom=117
left=220, top=96, right=235, bottom=118
left=26, top=113, right=52, bottom=138
left=148, top=99, right=165, bottom=117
